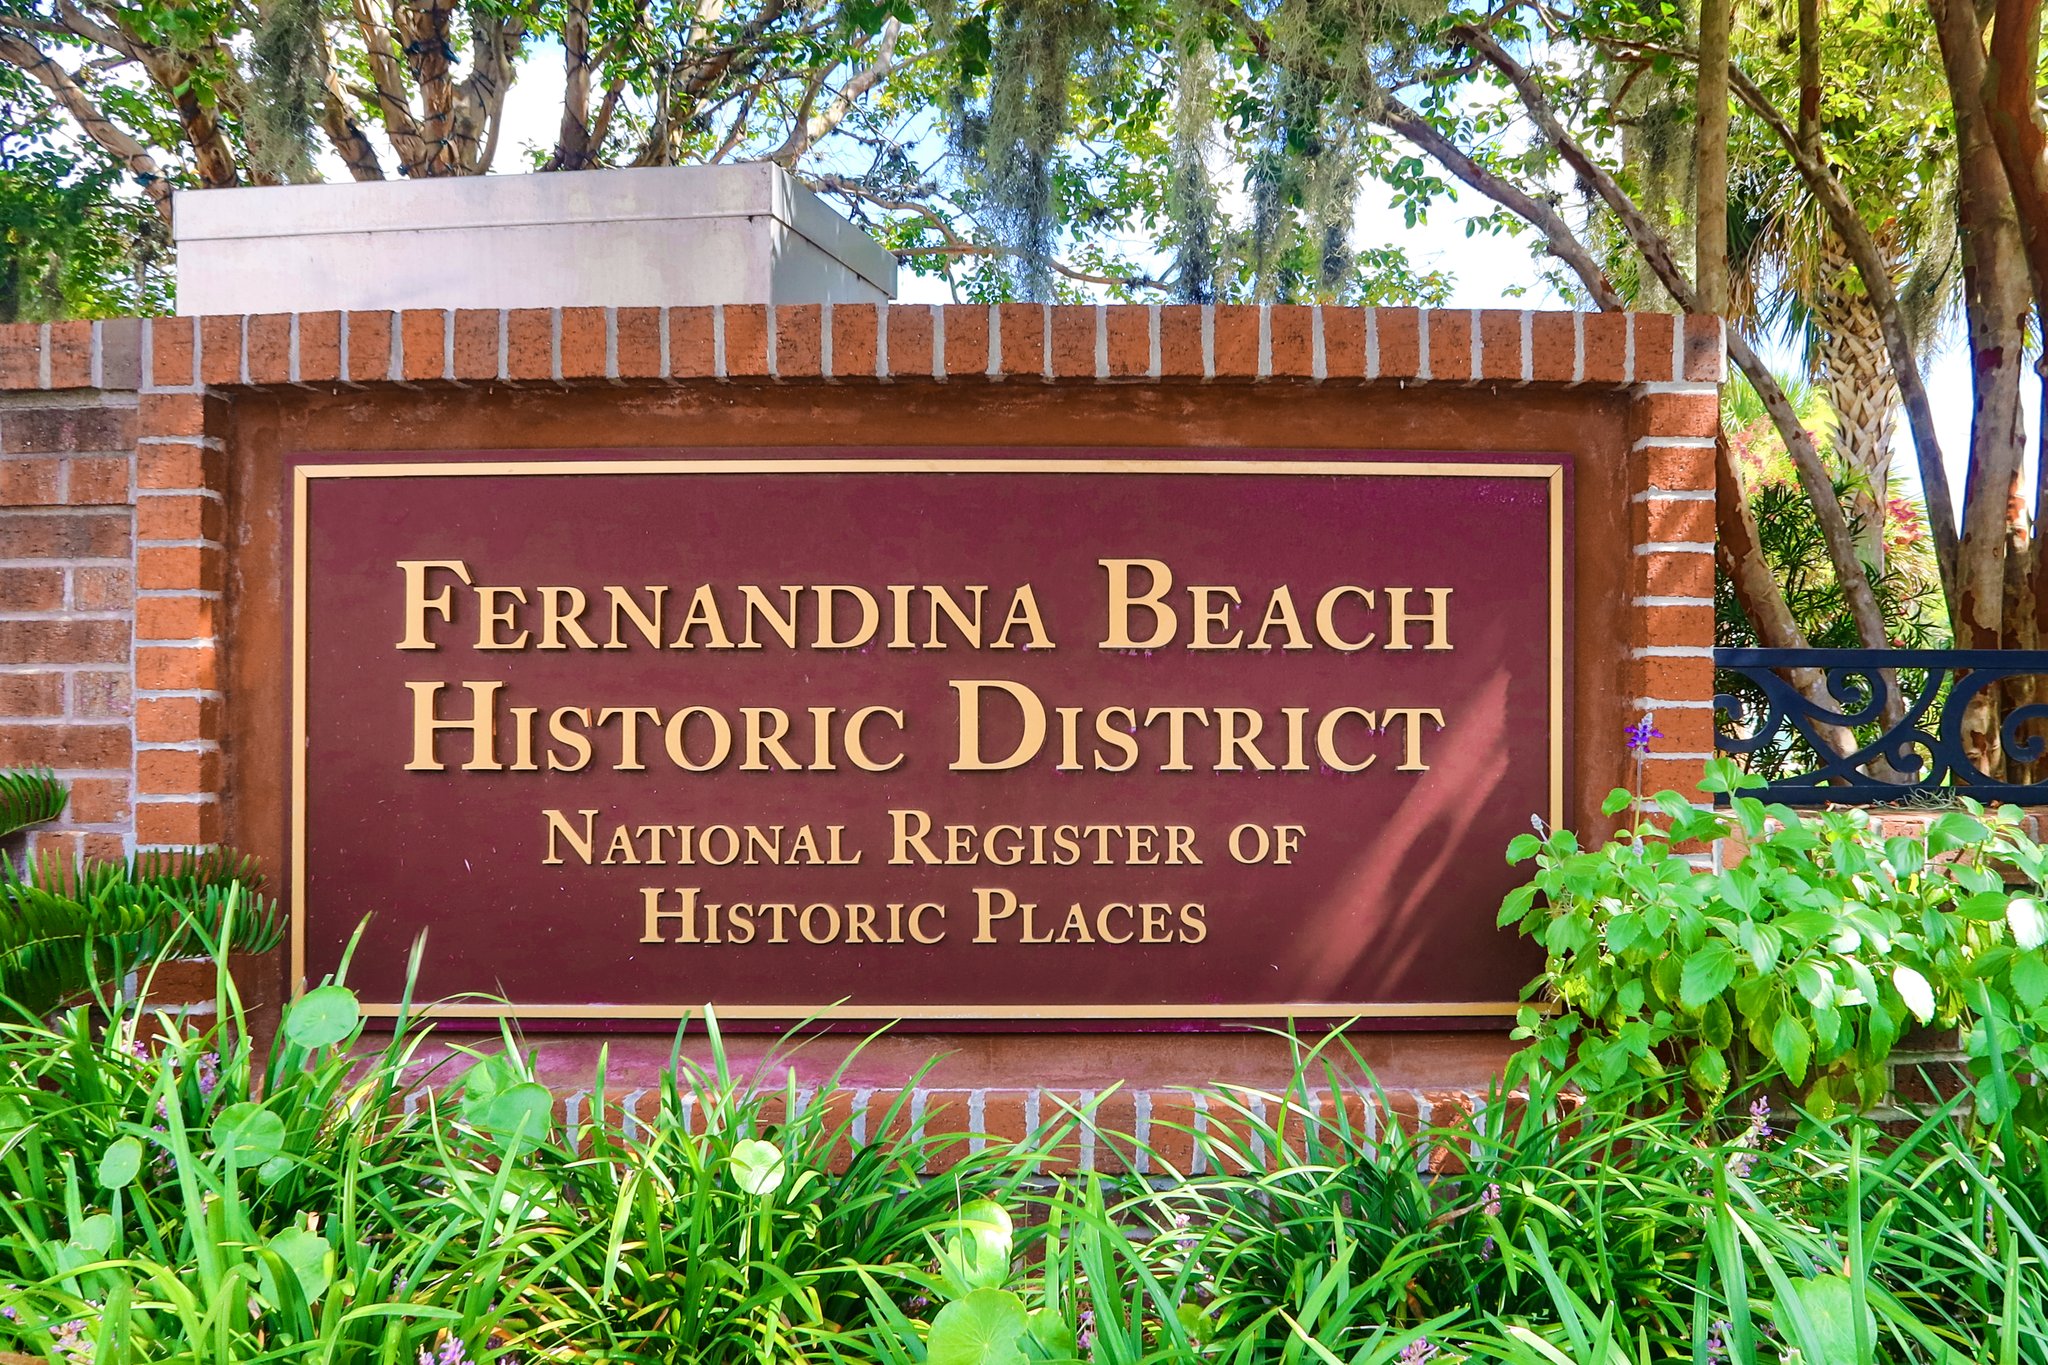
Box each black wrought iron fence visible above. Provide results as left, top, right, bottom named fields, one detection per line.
left=1712, top=649, right=2048, bottom=804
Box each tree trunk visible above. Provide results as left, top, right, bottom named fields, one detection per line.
left=1810, top=236, right=1898, bottom=571
left=1696, top=0, right=1732, bottom=313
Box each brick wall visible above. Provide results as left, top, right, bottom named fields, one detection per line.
left=0, top=304, right=1723, bottom=1159
left=0, top=321, right=141, bottom=864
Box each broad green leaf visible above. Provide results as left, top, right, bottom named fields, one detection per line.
left=2007, top=898, right=2046, bottom=950
left=1599, top=788, right=1632, bottom=817
left=1780, top=1275, right=1875, bottom=1365
left=97, top=1136, right=143, bottom=1189
left=937, top=1199, right=1015, bottom=1298
left=70, top=1213, right=114, bottom=1256
left=476, top=1082, right=553, bottom=1144
left=283, top=985, right=360, bottom=1050
left=927, top=1288, right=1028, bottom=1365
left=213, top=1103, right=286, bottom=1164
left=1926, top=812, right=1989, bottom=853
left=1680, top=941, right=1740, bottom=1010
left=1893, top=966, right=1936, bottom=1024
left=266, top=1227, right=331, bottom=1305
left=728, top=1138, right=785, bottom=1196
left=1772, top=1014, right=1813, bottom=1085
left=1507, top=832, right=1542, bottom=862
left=2012, top=952, right=2048, bottom=1011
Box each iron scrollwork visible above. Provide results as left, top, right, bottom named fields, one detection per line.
left=1713, top=649, right=2048, bottom=804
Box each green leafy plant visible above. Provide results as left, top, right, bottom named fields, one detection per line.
left=1502, top=756, right=2048, bottom=1124
left=0, top=768, right=67, bottom=839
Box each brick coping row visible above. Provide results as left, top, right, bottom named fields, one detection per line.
left=1, top=306, right=1725, bottom=393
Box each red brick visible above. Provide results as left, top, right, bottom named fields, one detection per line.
left=1105, top=305, right=1151, bottom=378
left=138, top=748, right=221, bottom=793
left=980, top=1091, right=1028, bottom=1146
left=401, top=309, right=448, bottom=382
left=0, top=722, right=128, bottom=768
left=199, top=316, right=242, bottom=385
left=136, top=800, right=220, bottom=846
left=1531, top=312, right=1576, bottom=383
left=616, top=308, right=661, bottom=379
left=1144, top=1092, right=1199, bottom=1173
left=866, top=1089, right=918, bottom=1149
left=67, top=776, right=129, bottom=824
left=1374, top=308, right=1421, bottom=379
left=1322, top=308, right=1365, bottom=379
left=1636, top=653, right=1714, bottom=702
left=345, top=312, right=395, bottom=384
left=1090, top=1089, right=1139, bottom=1173
left=136, top=595, right=216, bottom=641
left=776, top=304, right=824, bottom=378
left=667, top=307, right=715, bottom=379
left=1048, top=307, right=1096, bottom=377
left=1479, top=309, right=1523, bottom=381
left=1583, top=312, right=1627, bottom=383
left=1640, top=548, right=1714, bottom=598
left=47, top=321, right=92, bottom=389
left=0, top=324, right=36, bottom=388
left=819, top=1088, right=857, bottom=1174
left=829, top=303, right=878, bottom=379
left=1633, top=495, right=1715, bottom=545
left=1268, top=304, right=1313, bottom=375
left=923, top=1092, right=971, bottom=1172
left=137, top=545, right=220, bottom=593
left=135, top=695, right=221, bottom=744
left=1213, top=306, right=1259, bottom=376
left=297, top=313, right=341, bottom=384
left=68, top=456, right=128, bottom=505
left=6, top=566, right=62, bottom=611
left=136, top=644, right=218, bottom=691
left=1639, top=602, right=1714, bottom=650
left=1428, top=309, right=1474, bottom=381
left=1037, top=1089, right=1086, bottom=1173
left=135, top=494, right=223, bottom=542
left=452, top=310, right=500, bottom=381
left=1639, top=703, right=1716, bottom=752
left=503, top=310, right=553, bottom=381
left=1640, top=756, right=1710, bottom=797
left=0, top=458, right=60, bottom=506
left=1633, top=313, right=1678, bottom=383
left=997, top=303, right=1046, bottom=377
left=0, top=510, right=129, bottom=560
left=1158, top=306, right=1203, bottom=379
left=942, top=303, right=989, bottom=377
left=885, top=305, right=934, bottom=378
left=558, top=307, right=606, bottom=380
left=4, top=405, right=135, bottom=454
left=137, top=393, right=224, bottom=441
left=1684, top=314, right=1724, bottom=381
left=72, top=670, right=129, bottom=718
left=246, top=314, right=292, bottom=384
left=72, top=566, right=132, bottom=610
left=1646, top=444, right=1714, bottom=492
left=722, top=305, right=769, bottom=378
left=0, top=673, right=63, bottom=717
left=1634, top=391, right=1719, bottom=439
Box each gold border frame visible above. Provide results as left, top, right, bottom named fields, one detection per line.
left=291, top=456, right=1568, bottom=1022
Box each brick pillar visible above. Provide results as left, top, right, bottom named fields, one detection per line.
left=134, top=318, right=228, bottom=849
left=1625, top=315, right=1724, bottom=800
left=0, top=321, right=141, bottom=864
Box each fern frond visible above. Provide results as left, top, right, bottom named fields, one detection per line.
left=0, top=770, right=66, bottom=841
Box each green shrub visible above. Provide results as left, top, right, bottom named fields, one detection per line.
left=1501, top=757, right=2048, bottom=1125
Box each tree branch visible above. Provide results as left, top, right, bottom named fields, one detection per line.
left=0, top=32, right=171, bottom=218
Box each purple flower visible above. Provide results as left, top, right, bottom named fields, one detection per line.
left=1479, top=1235, right=1496, bottom=1260
left=418, top=1339, right=471, bottom=1365
left=1624, top=716, right=1662, bottom=755
left=1705, top=1318, right=1729, bottom=1365
left=197, top=1052, right=220, bottom=1099
left=1398, top=1339, right=1438, bottom=1365
left=1481, top=1182, right=1501, bottom=1218
left=1076, top=1308, right=1095, bottom=1355
left=1748, top=1097, right=1773, bottom=1144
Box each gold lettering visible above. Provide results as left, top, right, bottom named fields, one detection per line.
left=1386, top=587, right=1452, bottom=650
left=1382, top=706, right=1446, bottom=770
left=405, top=680, right=502, bottom=771
left=951, top=679, right=1046, bottom=771
left=396, top=559, right=471, bottom=650
left=542, top=808, right=598, bottom=865
left=1100, top=558, right=1174, bottom=648
left=476, top=586, right=529, bottom=650
left=1314, top=586, right=1375, bottom=651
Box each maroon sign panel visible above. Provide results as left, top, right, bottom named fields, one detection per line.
left=291, top=451, right=1566, bottom=1026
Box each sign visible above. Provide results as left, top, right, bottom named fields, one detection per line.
left=291, top=452, right=1567, bottom=1025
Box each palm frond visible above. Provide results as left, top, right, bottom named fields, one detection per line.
left=0, top=848, right=280, bottom=1017
left=0, top=770, right=66, bottom=841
